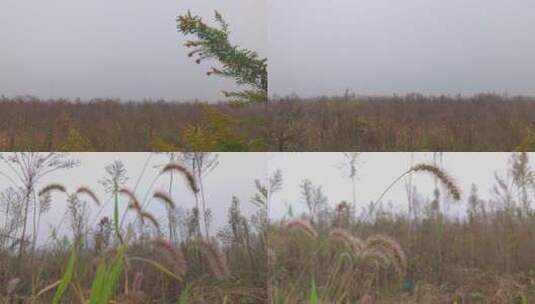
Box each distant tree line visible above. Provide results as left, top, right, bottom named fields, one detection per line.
left=0, top=94, right=534, bottom=151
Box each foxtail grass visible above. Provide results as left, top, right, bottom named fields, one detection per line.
left=153, top=190, right=176, bottom=209
left=285, top=219, right=318, bottom=239
left=39, top=183, right=66, bottom=196
left=196, top=240, right=230, bottom=280
left=160, top=163, right=199, bottom=193
left=76, top=186, right=101, bottom=206
left=152, top=238, right=188, bottom=277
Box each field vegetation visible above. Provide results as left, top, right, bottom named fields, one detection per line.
left=2, top=152, right=535, bottom=303
left=2, top=11, right=534, bottom=152
left=1, top=94, right=535, bottom=151
left=269, top=152, right=535, bottom=303
left=0, top=152, right=267, bottom=303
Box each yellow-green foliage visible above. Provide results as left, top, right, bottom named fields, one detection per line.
left=150, top=108, right=266, bottom=152
left=180, top=108, right=265, bottom=151
left=516, top=128, right=535, bottom=152
left=60, top=128, right=94, bottom=151
left=151, top=136, right=179, bottom=152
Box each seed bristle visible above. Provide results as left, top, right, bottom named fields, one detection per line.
left=285, top=218, right=318, bottom=239
left=152, top=238, right=187, bottom=277
left=411, top=164, right=461, bottom=201
left=160, top=163, right=199, bottom=193
left=119, top=188, right=142, bottom=211
left=153, top=190, right=175, bottom=209
left=39, top=183, right=66, bottom=196
left=140, top=211, right=159, bottom=230
left=76, top=186, right=100, bottom=206
left=329, top=228, right=364, bottom=255
left=197, top=240, right=230, bottom=280
left=366, top=234, right=407, bottom=277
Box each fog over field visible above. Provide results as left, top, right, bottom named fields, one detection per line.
left=0, top=0, right=266, bottom=101
left=269, top=0, right=535, bottom=97
left=3, top=0, right=534, bottom=101
left=0, top=153, right=266, bottom=245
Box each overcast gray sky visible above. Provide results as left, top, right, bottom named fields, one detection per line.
left=0, top=153, right=266, bottom=245
left=269, top=152, right=520, bottom=220
left=269, top=0, right=535, bottom=97
left=4, top=1, right=533, bottom=101
left=0, top=0, right=266, bottom=101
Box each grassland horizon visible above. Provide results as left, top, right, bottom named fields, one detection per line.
left=1, top=93, right=535, bottom=152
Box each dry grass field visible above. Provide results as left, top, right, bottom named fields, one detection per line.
left=0, top=153, right=267, bottom=303
left=269, top=153, right=535, bottom=303
left=1, top=94, right=535, bottom=152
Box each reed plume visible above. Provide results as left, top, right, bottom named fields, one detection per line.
left=329, top=228, right=354, bottom=245
left=152, top=238, right=188, bottom=277
left=140, top=211, right=159, bottom=231
left=119, top=188, right=142, bottom=211
left=285, top=218, right=318, bottom=239
left=120, top=188, right=159, bottom=232
left=329, top=228, right=364, bottom=255
left=38, top=183, right=66, bottom=196
left=366, top=235, right=407, bottom=277
left=359, top=248, right=392, bottom=270
left=370, top=163, right=461, bottom=219
left=160, top=163, right=199, bottom=193
left=197, top=240, right=230, bottom=280
left=153, top=190, right=175, bottom=209
left=76, top=186, right=100, bottom=206
left=410, top=164, right=461, bottom=201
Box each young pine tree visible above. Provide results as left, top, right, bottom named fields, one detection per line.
left=177, top=11, right=267, bottom=107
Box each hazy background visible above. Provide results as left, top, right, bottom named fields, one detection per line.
left=0, top=153, right=266, bottom=245
left=269, top=0, right=535, bottom=97
left=0, top=0, right=266, bottom=101
left=1, top=152, right=530, bottom=244
left=268, top=152, right=516, bottom=220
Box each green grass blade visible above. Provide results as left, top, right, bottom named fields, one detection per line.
left=33, top=280, right=61, bottom=300
left=88, top=258, right=106, bottom=304
left=179, top=284, right=191, bottom=304
left=51, top=246, right=77, bottom=304
left=128, top=256, right=184, bottom=282
left=100, top=247, right=125, bottom=303
left=309, top=277, right=318, bottom=304
left=114, top=190, right=121, bottom=243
